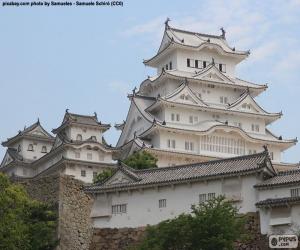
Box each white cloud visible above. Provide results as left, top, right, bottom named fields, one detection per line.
left=250, top=41, right=279, bottom=63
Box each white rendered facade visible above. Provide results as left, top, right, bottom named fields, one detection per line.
left=87, top=152, right=300, bottom=236
left=116, top=23, right=297, bottom=169
left=0, top=112, right=116, bottom=183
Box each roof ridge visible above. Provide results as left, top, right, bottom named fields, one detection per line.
left=169, top=26, right=223, bottom=40
left=277, top=168, right=300, bottom=176
left=135, top=151, right=267, bottom=174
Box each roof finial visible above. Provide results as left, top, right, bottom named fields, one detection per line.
left=65, top=108, right=69, bottom=113
left=132, top=86, right=137, bottom=96
left=164, top=17, right=171, bottom=28
left=212, top=58, right=215, bottom=65
left=220, top=27, right=226, bottom=39
left=37, top=118, right=40, bottom=124
left=263, top=145, right=269, bottom=153
left=94, top=112, right=98, bottom=119
left=134, top=131, right=137, bottom=139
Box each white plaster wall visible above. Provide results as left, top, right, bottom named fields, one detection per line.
left=68, top=125, right=103, bottom=142
left=15, top=139, right=53, bottom=161
left=64, top=164, right=109, bottom=183
left=65, top=147, right=113, bottom=163
left=92, top=175, right=258, bottom=228
left=259, top=205, right=300, bottom=235
left=176, top=48, right=237, bottom=77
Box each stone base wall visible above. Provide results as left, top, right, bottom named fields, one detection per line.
left=58, top=175, right=94, bottom=250
left=16, top=173, right=94, bottom=250
left=89, top=227, right=146, bottom=250
left=89, top=212, right=271, bottom=250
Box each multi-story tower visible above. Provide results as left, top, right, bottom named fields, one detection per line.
left=1, top=111, right=116, bottom=183
left=0, top=120, right=55, bottom=177
left=116, top=20, right=297, bottom=169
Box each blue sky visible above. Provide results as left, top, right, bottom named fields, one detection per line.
left=0, top=0, right=300, bottom=163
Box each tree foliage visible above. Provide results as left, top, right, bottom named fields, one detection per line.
left=0, top=173, right=58, bottom=250
left=123, top=151, right=158, bottom=170
left=93, top=169, right=114, bottom=183
left=132, top=196, right=246, bottom=250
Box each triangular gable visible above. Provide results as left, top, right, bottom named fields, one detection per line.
left=194, top=65, right=233, bottom=83
left=158, top=29, right=172, bottom=53
left=229, top=93, right=270, bottom=115
left=28, top=125, right=52, bottom=138
left=164, top=83, right=207, bottom=106
left=0, top=151, right=13, bottom=168
left=105, top=170, right=135, bottom=185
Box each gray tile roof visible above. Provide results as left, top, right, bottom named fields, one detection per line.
left=52, top=111, right=110, bottom=134
left=254, top=169, right=300, bottom=188
left=256, top=196, right=300, bottom=207
left=2, top=120, right=54, bottom=146
left=85, top=151, right=273, bottom=193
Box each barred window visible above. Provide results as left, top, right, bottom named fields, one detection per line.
left=27, top=144, right=34, bottom=151
left=81, top=170, right=86, bottom=177
left=291, top=188, right=300, bottom=197
left=41, top=146, right=47, bottom=153
left=76, top=134, right=82, bottom=141
left=208, top=193, right=215, bottom=200
left=112, top=204, right=127, bottom=214
left=159, top=199, right=167, bottom=208
left=199, top=193, right=207, bottom=203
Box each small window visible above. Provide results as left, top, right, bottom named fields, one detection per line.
left=171, top=113, right=175, bottom=121
left=189, top=116, right=193, bottom=124
left=75, top=152, right=80, bottom=158
left=166, top=64, right=168, bottom=70
left=112, top=204, right=127, bottom=214
left=195, top=60, right=198, bottom=68
left=81, top=170, right=86, bottom=177
left=199, top=193, right=207, bottom=203
left=208, top=193, right=215, bottom=200
left=219, top=63, right=226, bottom=73
left=87, top=153, right=92, bottom=160
left=91, top=136, right=97, bottom=141
left=17, top=145, right=21, bottom=152
left=169, top=61, right=172, bottom=70
left=291, top=188, right=300, bottom=197
left=171, top=140, right=176, bottom=149
left=41, top=146, right=47, bottom=153
left=187, top=58, right=190, bottom=67
left=93, top=172, right=97, bottom=179
left=27, top=144, right=34, bottom=151
left=203, top=61, right=207, bottom=68
left=76, top=134, right=83, bottom=141
left=176, top=114, right=180, bottom=121
left=159, top=199, right=167, bottom=208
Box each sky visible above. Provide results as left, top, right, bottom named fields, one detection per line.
left=0, top=0, right=300, bottom=163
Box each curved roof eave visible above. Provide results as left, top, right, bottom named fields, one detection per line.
left=140, top=122, right=297, bottom=146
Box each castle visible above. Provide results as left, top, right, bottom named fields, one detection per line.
left=1, top=20, right=300, bottom=238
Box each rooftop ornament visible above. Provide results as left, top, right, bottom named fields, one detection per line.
left=162, top=120, right=166, bottom=125
left=263, top=145, right=269, bottom=153
left=207, top=38, right=210, bottom=42
left=211, top=58, right=215, bottom=66
left=132, top=87, right=137, bottom=96
left=220, top=27, right=226, bottom=39
left=65, top=108, right=69, bottom=113
left=94, top=112, right=98, bottom=119
left=164, top=17, right=171, bottom=28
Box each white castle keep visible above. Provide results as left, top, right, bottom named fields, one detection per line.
left=1, top=20, right=300, bottom=237
left=115, top=20, right=297, bottom=170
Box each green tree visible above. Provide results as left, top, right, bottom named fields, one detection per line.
left=0, top=173, right=58, bottom=250
left=123, top=151, right=158, bottom=170
left=93, top=169, right=114, bottom=183
left=133, top=196, right=246, bottom=250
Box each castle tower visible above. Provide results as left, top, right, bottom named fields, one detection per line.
left=116, top=20, right=297, bottom=170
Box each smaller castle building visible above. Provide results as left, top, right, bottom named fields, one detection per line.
left=0, top=111, right=116, bottom=183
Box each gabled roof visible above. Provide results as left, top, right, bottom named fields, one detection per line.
left=254, top=169, right=300, bottom=189
left=52, top=111, right=111, bottom=134
left=227, top=90, right=282, bottom=118
left=256, top=196, right=300, bottom=208
left=139, top=69, right=267, bottom=97
left=144, top=24, right=249, bottom=67
left=0, top=148, right=32, bottom=170
left=2, top=120, right=54, bottom=147
left=85, top=151, right=274, bottom=193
